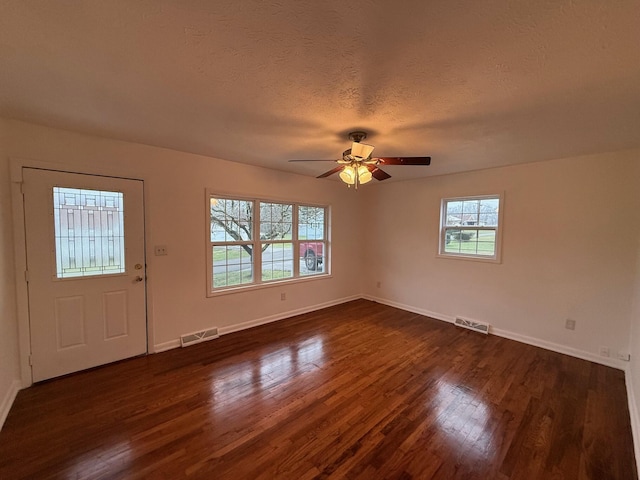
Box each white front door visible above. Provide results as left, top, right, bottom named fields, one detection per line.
left=23, top=168, right=147, bottom=382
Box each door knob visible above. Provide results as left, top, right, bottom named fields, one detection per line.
left=134, top=276, right=144, bottom=282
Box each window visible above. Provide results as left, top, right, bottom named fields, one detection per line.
left=298, top=205, right=326, bottom=276
left=210, top=198, right=254, bottom=288
left=439, top=194, right=502, bottom=262
left=208, top=194, right=329, bottom=293
left=260, top=202, right=294, bottom=282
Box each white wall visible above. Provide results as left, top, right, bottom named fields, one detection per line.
left=0, top=120, right=21, bottom=426
left=362, top=149, right=640, bottom=365
left=0, top=119, right=363, bottom=396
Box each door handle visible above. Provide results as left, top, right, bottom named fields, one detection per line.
left=134, top=276, right=144, bottom=282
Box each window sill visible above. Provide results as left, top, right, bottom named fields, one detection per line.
left=436, top=252, right=501, bottom=264
left=207, top=273, right=332, bottom=297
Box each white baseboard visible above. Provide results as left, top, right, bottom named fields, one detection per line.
left=625, top=366, right=640, bottom=475
left=0, top=380, right=22, bottom=431
left=154, top=339, right=181, bottom=353
left=491, top=326, right=626, bottom=370
left=153, top=295, right=361, bottom=353
left=363, top=294, right=627, bottom=370
left=361, top=295, right=455, bottom=324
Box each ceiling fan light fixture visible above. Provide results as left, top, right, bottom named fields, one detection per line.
left=357, top=165, right=372, bottom=184
left=289, top=130, right=431, bottom=187
left=351, top=142, right=375, bottom=160
left=339, top=166, right=356, bottom=185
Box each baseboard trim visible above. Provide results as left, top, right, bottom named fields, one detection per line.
left=363, top=294, right=627, bottom=370
left=154, top=340, right=181, bottom=353
left=153, top=295, right=361, bottom=353
left=625, top=366, right=640, bottom=475
left=361, top=295, right=455, bottom=324
left=0, top=380, right=22, bottom=431
left=491, top=326, right=626, bottom=370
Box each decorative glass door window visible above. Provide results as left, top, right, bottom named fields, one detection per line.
left=53, top=187, right=126, bottom=278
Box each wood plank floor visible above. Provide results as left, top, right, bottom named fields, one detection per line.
left=0, top=299, right=636, bottom=479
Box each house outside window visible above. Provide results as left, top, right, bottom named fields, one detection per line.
left=438, top=194, right=503, bottom=262
left=208, top=194, right=329, bottom=294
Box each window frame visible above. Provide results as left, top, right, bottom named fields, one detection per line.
left=206, top=191, right=330, bottom=296
left=437, top=193, right=504, bottom=263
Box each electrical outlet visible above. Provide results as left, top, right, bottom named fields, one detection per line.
left=565, top=319, right=576, bottom=330
left=599, top=346, right=610, bottom=357
left=616, top=352, right=631, bottom=361
left=154, top=245, right=168, bottom=256
left=280, top=292, right=286, bottom=301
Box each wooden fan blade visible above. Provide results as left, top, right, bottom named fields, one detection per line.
left=317, top=165, right=344, bottom=178
left=289, top=159, right=338, bottom=162
left=377, top=157, right=431, bottom=165
left=367, top=165, right=392, bottom=181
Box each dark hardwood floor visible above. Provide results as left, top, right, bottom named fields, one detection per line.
left=0, top=299, right=636, bottom=479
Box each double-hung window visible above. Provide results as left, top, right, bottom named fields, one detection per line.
left=260, top=202, right=294, bottom=282
left=438, top=194, right=503, bottom=262
left=208, top=194, right=329, bottom=294
left=209, top=198, right=255, bottom=288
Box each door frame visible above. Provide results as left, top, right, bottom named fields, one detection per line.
left=10, top=157, right=155, bottom=387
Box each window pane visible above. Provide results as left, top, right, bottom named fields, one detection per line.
left=300, top=241, right=325, bottom=276
left=444, top=229, right=496, bottom=256
left=444, top=229, right=462, bottom=254
left=260, top=203, right=293, bottom=240
left=461, top=200, right=480, bottom=215
left=476, top=230, right=496, bottom=255
left=53, top=187, right=125, bottom=278
left=298, top=206, right=325, bottom=240
left=444, top=201, right=462, bottom=226
left=479, top=199, right=499, bottom=227
left=212, top=245, right=253, bottom=288
left=460, top=200, right=480, bottom=225
left=261, top=242, right=293, bottom=281
left=210, top=198, right=253, bottom=242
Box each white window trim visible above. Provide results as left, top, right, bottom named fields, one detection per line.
left=205, top=191, right=330, bottom=296
left=437, top=193, right=504, bottom=263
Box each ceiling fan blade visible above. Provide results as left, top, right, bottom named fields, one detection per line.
left=289, top=159, right=338, bottom=162
left=367, top=165, right=392, bottom=181
left=317, top=165, right=344, bottom=178
left=377, top=157, right=431, bottom=166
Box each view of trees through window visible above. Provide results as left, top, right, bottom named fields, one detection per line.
left=209, top=197, right=327, bottom=290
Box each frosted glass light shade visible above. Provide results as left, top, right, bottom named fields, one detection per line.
left=339, top=166, right=356, bottom=184
left=357, top=165, right=372, bottom=184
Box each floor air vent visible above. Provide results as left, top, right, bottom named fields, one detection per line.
left=180, top=327, right=219, bottom=347
left=454, top=316, right=490, bottom=335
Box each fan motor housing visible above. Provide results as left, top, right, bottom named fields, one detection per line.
left=348, top=131, right=367, bottom=143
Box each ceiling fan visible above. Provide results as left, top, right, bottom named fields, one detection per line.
left=289, top=131, right=431, bottom=188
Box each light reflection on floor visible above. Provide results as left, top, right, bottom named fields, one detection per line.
left=210, top=335, right=325, bottom=411
left=433, top=379, right=495, bottom=462
left=63, top=439, right=132, bottom=478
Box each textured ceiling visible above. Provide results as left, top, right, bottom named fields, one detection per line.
left=1, top=0, right=639, bottom=182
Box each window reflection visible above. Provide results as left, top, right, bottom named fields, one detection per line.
left=64, top=440, right=131, bottom=477
left=211, top=336, right=325, bottom=411
left=433, top=379, right=493, bottom=460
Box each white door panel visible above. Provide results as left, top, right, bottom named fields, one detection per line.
left=23, top=168, right=147, bottom=382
